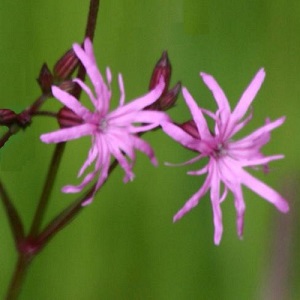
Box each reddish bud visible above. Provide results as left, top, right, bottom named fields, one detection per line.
left=37, top=63, right=54, bottom=94
left=54, top=48, right=79, bottom=81
left=149, top=51, right=171, bottom=94
left=0, top=109, right=17, bottom=126
left=179, top=120, right=200, bottom=139
left=16, top=111, right=31, bottom=127
left=146, top=51, right=180, bottom=111
left=159, top=82, right=181, bottom=111
left=58, top=106, right=83, bottom=128
left=57, top=80, right=76, bottom=93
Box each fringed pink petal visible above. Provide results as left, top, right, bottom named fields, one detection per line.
left=73, top=78, right=97, bottom=107
left=131, top=135, right=157, bottom=166
left=225, top=109, right=253, bottom=140
left=109, top=143, right=134, bottom=183
left=128, top=124, right=159, bottom=133
left=118, top=73, right=125, bottom=106
left=62, top=170, right=97, bottom=193
left=166, top=154, right=204, bottom=168
left=240, top=154, right=284, bottom=168
left=187, top=163, right=208, bottom=175
left=112, top=78, right=164, bottom=116
left=106, top=67, right=112, bottom=86
left=231, top=184, right=246, bottom=239
left=219, top=186, right=228, bottom=203
left=201, top=107, right=216, bottom=120
left=81, top=197, right=93, bottom=206
left=200, top=72, right=231, bottom=121
left=108, top=110, right=169, bottom=128
left=182, top=87, right=212, bottom=140
left=233, top=117, right=285, bottom=149
left=232, top=68, right=265, bottom=122
left=240, top=168, right=289, bottom=213
left=173, top=170, right=212, bottom=222
left=73, top=39, right=109, bottom=114
left=81, top=141, right=111, bottom=206
left=82, top=38, right=97, bottom=64
left=40, top=124, right=94, bottom=143
left=52, top=86, right=93, bottom=121
left=91, top=154, right=110, bottom=193
left=106, top=131, right=135, bottom=160
left=131, top=110, right=170, bottom=124
left=217, top=158, right=245, bottom=239
left=161, top=121, right=200, bottom=152
left=78, top=141, right=98, bottom=177
left=209, top=162, right=223, bottom=245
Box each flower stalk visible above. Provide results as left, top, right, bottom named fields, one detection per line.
left=5, top=1, right=101, bottom=299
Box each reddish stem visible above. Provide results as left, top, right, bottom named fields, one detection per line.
left=5, top=1, right=101, bottom=299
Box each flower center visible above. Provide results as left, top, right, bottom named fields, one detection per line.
left=99, top=118, right=108, bottom=132
left=213, top=142, right=227, bottom=158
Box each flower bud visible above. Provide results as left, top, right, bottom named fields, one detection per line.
left=57, top=80, right=77, bottom=93
left=146, top=52, right=181, bottom=111
left=179, top=120, right=200, bottom=139
left=53, top=48, right=79, bottom=81
left=149, top=51, right=171, bottom=94
left=16, top=111, right=31, bottom=127
left=0, top=109, right=17, bottom=126
left=58, top=106, right=83, bottom=128
left=159, top=82, right=181, bottom=111
left=37, top=63, right=54, bottom=94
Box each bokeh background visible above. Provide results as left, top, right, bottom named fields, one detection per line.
left=0, top=0, right=299, bottom=299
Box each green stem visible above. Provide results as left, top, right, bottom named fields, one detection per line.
left=0, top=179, right=24, bottom=248
left=84, top=0, right=100, bottom=42
left=5, top=255, right=32, bottom=300
left=26, top=94, right=50, bottom=116
left=29, top=0, right=100, bottom=238
left=31, top=111, right=58, bottom=118
left=29, top=142, right=66, bottom=237
left=37, top=160, right=118, bottom=248
left=0, top=123, right=20, bottom=148
left=5, top=0, right=101, bottom=298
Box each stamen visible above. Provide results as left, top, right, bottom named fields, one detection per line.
left=99, top=118, right=108, bottom=132
left=213, top=143, right=227, bottom=158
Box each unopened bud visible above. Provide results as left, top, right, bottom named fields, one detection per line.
left=58, top=106, right=83, bottom=128
left=149, top=51, right=171, bottom=94
left=16, top=111, right=31, bottom=127
left=179, top=120, right=200, bottom=139
left=54, top=48, right=79, bottom=81
left=37, top=63, right=54, bottom=94
left=58, top=80, right=76, bottom=93
left=159, top=82, right=181, bottom=111
left=0, top=109, right=17, bottom=126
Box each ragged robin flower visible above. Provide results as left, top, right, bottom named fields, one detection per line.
left=162, top=68, right=289, bottom=245
left=41, top=38, right=169, bottom=204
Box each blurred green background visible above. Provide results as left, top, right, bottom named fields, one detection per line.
left=0, top=0, right=299, bottom=299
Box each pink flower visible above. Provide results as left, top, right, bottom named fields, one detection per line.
left=41, top=38, right=169, bottom=204
left=162, top=68, right=289, bottom=245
